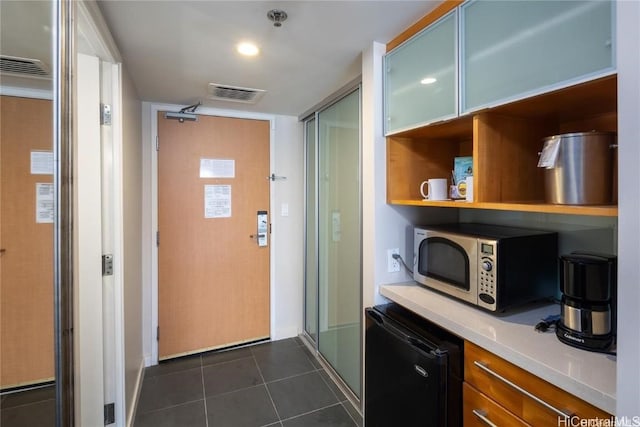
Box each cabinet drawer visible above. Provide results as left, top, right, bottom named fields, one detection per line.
left=464, top=342, right=611, bottom=425
left=464, top=382, right=530, bottom=427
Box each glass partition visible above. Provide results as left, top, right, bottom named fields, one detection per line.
left=317, top=89, right=361, bottom=398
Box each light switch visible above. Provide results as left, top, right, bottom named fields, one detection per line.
left=281, top=203, right=289, bottom=217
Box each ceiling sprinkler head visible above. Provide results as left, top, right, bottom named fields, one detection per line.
left=267, top=9, right=287, bottom=27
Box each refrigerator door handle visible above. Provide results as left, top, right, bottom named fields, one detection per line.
left=407, top=336, right=437, bottom=358
left=366, top=309, right=439, bottom=357
left=366, top=308, right=384, bottom=325
left=414, top=364, right=429, bottom=378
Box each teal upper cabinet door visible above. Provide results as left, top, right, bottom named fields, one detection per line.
left=384, top=11, right=457, bottom=135
left=461, top=0, right=614, bottom=113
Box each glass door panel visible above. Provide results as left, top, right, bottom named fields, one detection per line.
left=0, top=1, right=58, bottom=424
left=462, top=0, right=614, bottom=112
left=384, top=10, right=457, bottom=134
left=304, top=118, right=318, bottom=341
left=317, top=89, right=361, bottom=398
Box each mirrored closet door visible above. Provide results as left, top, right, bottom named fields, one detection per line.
left=304, top=86, right=362, bottom=400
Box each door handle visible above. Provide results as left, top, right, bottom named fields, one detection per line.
left=473, top=361, right=573, bottom=420
left=472, top=409, right=498, bottom=427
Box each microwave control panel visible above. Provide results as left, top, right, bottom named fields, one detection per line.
left=478, top=240, right=497, bottom=310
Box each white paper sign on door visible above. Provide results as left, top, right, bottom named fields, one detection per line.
left=31, top=151, right=54, bottom=175
left=200, top=158, right=235, bottom=178
left=36, top=183, right=55, bottom=223
left=204, top=184, right=231, bottom=218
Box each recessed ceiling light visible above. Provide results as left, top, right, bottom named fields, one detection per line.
left=237, top=42, right=259, bottom=57
left=421, top=77, right=437, bottom=85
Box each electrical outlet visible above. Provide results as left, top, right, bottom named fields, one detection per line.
left=387, top=248, right=400, bottom=273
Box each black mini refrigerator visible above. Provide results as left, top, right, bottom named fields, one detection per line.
left=365, top=304, right=463, bottom=427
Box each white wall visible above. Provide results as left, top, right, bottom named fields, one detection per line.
left=141, top=104, right=304, bottom=364
left=362, top=41, right=398, bottom=310
left=271, top=115, right=305, bottom=340
left=361, top=42, right=457, bottom=310
left=616, top=0, right=640, bottom=416
left=120, top=67, right=144, bottom=425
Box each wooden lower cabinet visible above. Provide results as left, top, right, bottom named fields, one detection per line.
left=464, top=382, right=530, bottom=426
left=464, top=341, right=611, bottom=426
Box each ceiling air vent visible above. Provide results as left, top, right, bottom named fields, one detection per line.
left=208, top=83, right=266, bottom=104
left=0, top=55, right=50, bottom=77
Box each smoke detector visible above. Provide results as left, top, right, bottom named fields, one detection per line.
left=267, top=9, right=288, bottom=27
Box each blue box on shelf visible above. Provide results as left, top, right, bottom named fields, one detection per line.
left=454, top=156, right=473, bottom=185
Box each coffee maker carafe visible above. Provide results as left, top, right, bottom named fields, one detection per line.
left=556, top=252, right=617, bottom=352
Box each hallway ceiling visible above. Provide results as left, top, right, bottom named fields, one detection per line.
left=97, top=1, right=438, bottom=116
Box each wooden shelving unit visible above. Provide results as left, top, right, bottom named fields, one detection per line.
left=386, top=75, right=618, bottom=217
left=388, top=199, right=617, bottom=217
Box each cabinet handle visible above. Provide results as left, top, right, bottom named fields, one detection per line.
left=472, top=409, right=498, bottom=427
left=473, top=361, right=573, bottom=420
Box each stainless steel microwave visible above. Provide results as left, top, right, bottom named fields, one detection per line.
left=413, top=223, right=558, bottom=312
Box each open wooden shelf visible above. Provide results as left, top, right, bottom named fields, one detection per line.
left=389, top=199, right=618, bottom=217
left=386, top=76, right=618, bottom=217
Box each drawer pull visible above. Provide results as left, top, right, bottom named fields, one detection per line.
left=473, top=360, right=572, bottom=420
left=472, top=409, right=498, bottom=427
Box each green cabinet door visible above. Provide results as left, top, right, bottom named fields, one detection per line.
left=384, top=10, right=457, bottom=135
left=461, top=0, right=614, bottom=113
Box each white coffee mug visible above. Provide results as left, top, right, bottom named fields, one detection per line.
left=465, top=176, right=474, bottom=202
left=420, top=178, right=448, bottom=201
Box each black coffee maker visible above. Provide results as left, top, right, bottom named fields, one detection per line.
left=556, top=252, right=617, bottom=352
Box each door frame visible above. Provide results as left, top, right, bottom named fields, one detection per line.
left=76, top=2, right=126, bottom=425
left=147, top=103, right=276, bottom=365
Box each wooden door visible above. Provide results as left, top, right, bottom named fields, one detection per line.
left=0, top=95, right=54, bottom=388
left=158, top=113, right=270, bottom=359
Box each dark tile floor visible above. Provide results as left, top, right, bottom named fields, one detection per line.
left=135, top=337, right=363, bottom=427
left=0, top=384, right=56, bottom=427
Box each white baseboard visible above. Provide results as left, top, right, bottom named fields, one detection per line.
left=126, top=358, right=146, bottom=427
left=271, top=325, right=301, bottom=341
left=144, top=354, right=154, bottom=367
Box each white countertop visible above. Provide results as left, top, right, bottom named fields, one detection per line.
left=380, top=282, right=616, bottom=414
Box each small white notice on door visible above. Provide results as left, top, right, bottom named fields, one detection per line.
left=204, top=185, right=231, bottom=218
left=31, top=151, right=54, bottom=175
left=200, top=158, right=235, bottom=178
left=36, top=183, right=54, bottom=223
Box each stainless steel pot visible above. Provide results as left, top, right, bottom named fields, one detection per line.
left=540, top=131, right=616, bottom=205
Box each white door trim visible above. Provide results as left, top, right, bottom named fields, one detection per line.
left=101, top=61, right=126, bottom=427
left=75, top=52, right=104, bottom=427
left=76, top=2, right=126, bottom=425
left=147, top=103, right=276, bottom=365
